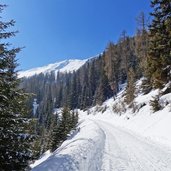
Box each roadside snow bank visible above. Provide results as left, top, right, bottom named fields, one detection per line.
left=30, top=150, right=52, bottom=168
left=32, top=119, right=105, bottom=171
left=84, top=81, right=171, bottom=149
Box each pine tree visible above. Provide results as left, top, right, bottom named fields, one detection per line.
left=146, top=0, right=171, bottom=88
left=0, top=4, right=33, bottom=170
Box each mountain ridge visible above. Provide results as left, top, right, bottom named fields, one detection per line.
left=18, top=59, right=88, bottom=78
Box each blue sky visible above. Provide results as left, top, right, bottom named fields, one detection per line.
left=2, top=0, right=151, bottom=70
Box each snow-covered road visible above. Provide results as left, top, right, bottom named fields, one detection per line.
left=32, top=118, right=171, bottom=171
left=95, top=119, right=171, bottom=171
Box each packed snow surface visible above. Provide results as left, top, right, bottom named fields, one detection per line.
left=31, top=116, right=171, bottom=171
left=18, top=59, right=87, bottom=78
left=31, top=80, right=171, bottom=171
left=31, top=119, right=105, bottom=171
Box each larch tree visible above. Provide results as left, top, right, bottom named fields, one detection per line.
left=135, top=12, right=148, bottom=75
left=105, top=42, right=120, bottom=96
left=124, top=67, right=136, bottom=108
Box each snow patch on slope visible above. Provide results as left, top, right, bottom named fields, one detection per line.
left=18, top=59, right=87, bottom=78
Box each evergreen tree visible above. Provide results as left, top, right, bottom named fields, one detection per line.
left=49, top=114, right=59, bottom=152
left=50, top=107, right=73, bottom=152
left=0, top=5, right=33, bottom=170
left=146, top=0, right=171, bottom=88
left=95, top=55, right=113, bottom=105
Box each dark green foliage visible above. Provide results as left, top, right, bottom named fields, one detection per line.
left=146, top=0, right=171, bottom=89
left=50, top=107, right=78, bottom=152
left=48, top=114, right=59, bottom=152
left=150, top=95, right=162, bottom=112
left=95, top=55, right=113, bottom=105
left=0, top=5, right=33, bottom=170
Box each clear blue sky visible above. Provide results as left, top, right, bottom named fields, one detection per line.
left=2, top=0, right=151, bottom=70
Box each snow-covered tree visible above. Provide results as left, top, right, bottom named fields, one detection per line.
left=0, top=4, right=33, bottom=170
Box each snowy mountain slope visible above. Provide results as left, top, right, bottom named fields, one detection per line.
left=18, top=59, right=87, bottom=78
left=31, top=80, right=171, bottom=171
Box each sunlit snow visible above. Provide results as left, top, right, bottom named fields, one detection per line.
left=31, top=80, right=171, bottom=171
left=18, top=59, right=87, bottom=78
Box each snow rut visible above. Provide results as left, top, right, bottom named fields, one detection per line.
left=94, top=119, right=171, bottom=171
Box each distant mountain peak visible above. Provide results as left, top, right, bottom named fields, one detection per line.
left=18, top=59, right=87, bottom=78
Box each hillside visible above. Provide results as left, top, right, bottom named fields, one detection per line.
left=30, top=81, right=171, bottom=171
left=1, top=0, right=171, bottom=170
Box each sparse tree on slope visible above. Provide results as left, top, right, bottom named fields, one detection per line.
left=135, top=12, right=148, bottom=76
left=125, top=67, right=136, bottom=108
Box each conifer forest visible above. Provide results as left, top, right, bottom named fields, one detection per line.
left=0, top=1, right=171, bottom=170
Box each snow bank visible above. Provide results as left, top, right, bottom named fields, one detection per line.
left=30, top=150, right=52, bottom=168
left=86, top=81, right=171, bottom=148
left=32, top=119, right=105, bottom=171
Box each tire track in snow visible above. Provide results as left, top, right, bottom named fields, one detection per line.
left=93, top=119, right=171, bottom=171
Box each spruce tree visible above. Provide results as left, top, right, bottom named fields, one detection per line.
left=0, top=5, right=33, bottom=170
left=49, top=115, right=59, bottom=152
left=50, top=107, right=72, bottom=152
left=146, top=0, right=171, bottom=88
